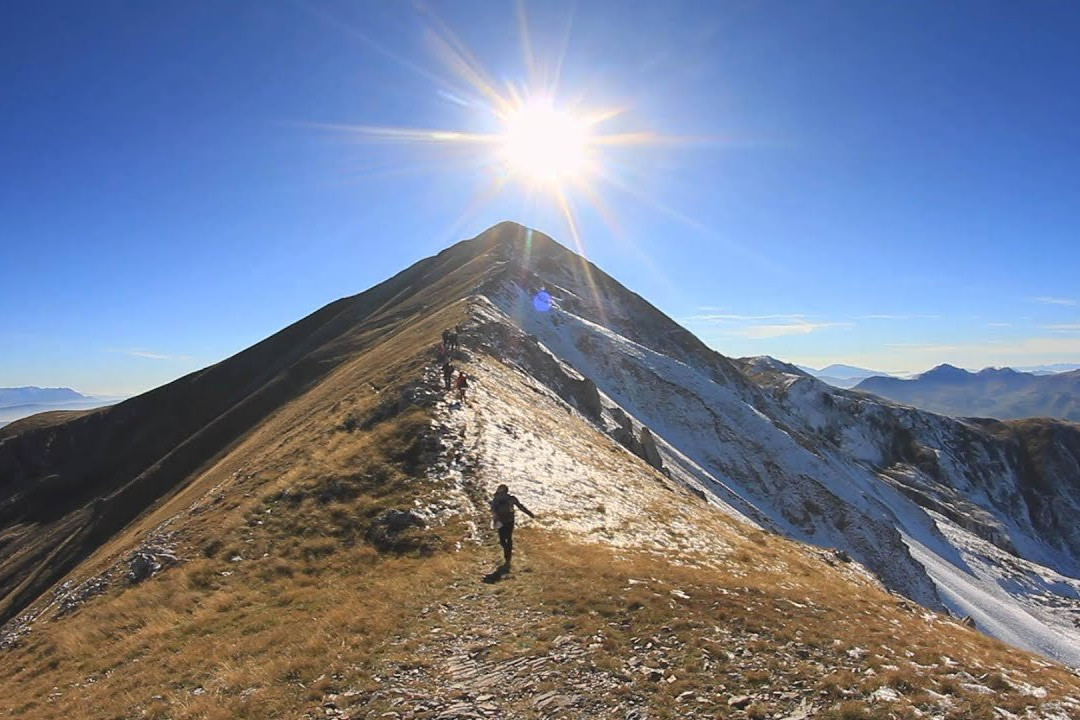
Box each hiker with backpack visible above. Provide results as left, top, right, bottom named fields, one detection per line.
left=442, top=361, right=455, bottom=391
left=455, top=371, right=469, bottom=402
left=490, top=484, right=536, bottom=569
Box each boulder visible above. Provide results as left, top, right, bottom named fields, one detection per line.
left=128, top=552, right=157, bottom=583
left=365, top=509, right=427, bottom=552
left=639, top=427, right=664, bottom=471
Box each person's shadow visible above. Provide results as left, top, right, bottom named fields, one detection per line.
left=482, top=562, right=509, bottom=584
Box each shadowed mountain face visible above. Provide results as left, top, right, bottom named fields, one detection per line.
left=0, top=230, right=519, bottom=624
left=855, top=364, right=1080, bottom=422
left=2, top=222, right=1080, bottom=670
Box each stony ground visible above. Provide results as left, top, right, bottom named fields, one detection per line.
left=301, top=353, right=1080, bottom=720
left=6, top=327, right=1080, bottom=720
left=308, top=547, right=1080, bottom=720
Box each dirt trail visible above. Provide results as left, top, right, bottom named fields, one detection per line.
left=308, top=358, right=642, bottom=720
left=348, top=557, right=636, bottom=720
left=304, top=349, right=1080, bottom=720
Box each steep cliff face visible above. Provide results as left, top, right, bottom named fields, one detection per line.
left=454, top=223, right=1080, bottom=664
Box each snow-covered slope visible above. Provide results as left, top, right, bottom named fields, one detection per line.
left=461, top=225, right=1080, bottom=667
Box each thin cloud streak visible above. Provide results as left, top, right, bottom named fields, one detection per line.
left=845, top=336, right=1080, bottom=372
left=1033, top=296, right=1076, bottom=306
left=689, top=309, right=938, bottom=324
left=684, top=312, right=812, bottom=323
left=683, top=310, right=854, bottom=339
left=121, top=349, right=194, bottom=362
left=738, top=321, right=854, bottom=339
left=854, top=314, right=939, bottom=321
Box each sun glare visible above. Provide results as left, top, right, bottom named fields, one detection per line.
left=499, top=99, right=593, bottom=185
left=318, top=4, right=706, bottom=261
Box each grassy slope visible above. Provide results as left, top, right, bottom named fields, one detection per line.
left=0, top=230, right=508, bottom=626
left=2, top=303, right=1079, bottom=720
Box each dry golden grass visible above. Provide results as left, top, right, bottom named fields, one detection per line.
left=0, top=302, right=473, bottom=719
left=1, top=401, right=467, bottom=719
left=5, top=510, right=1080, bottom=719
left=3, top=297, right=1079, bottom=719
left=347, top=520, right=1080, bottom=719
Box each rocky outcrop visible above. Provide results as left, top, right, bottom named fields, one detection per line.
left=468, top=311, right=603, bottom=422
left=639, top=427, right=664, bottom=472
left=610, top=409, right=665, bottom=473
left=365, top=509, right=428, bottom=553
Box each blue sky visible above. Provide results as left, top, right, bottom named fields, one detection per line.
left=2, top=1, right=1079, bottom=395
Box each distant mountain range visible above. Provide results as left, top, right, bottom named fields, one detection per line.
left=0, top=387, right=120, bottom=428
left=803, top=363, right=1080, bottom=390
left=0, top=387, right=86, bottom=408
left=854, top=365, right=1080, bottom=422
left=798, top=364, right=904, bottom=389
left=1013, top=363, right=1080, bottom=375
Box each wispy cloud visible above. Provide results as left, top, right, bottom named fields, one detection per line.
left=738, top=321, right=853, bottom=339
left=689, top=309, right=935, bottom=325
left=683, top=310, right=853, bottom=340
left=987, top=322, right=1012, bottom=328
left=1033, top=296, right=1076, bottom=306
left=683, top=313, right=808, bottom=323
left=871, top=335, right=1080, bottom=367
left=854, top=314, right=939, bottom=321
left=1045, top=323, right=1080, bottom=333
left=115, top=348, right=194, bottom=362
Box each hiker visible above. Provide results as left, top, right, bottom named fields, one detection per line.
left=448, top=330, right=459, bottom=352
left=442, top=328, right=451, bottom=348
left=455, top=371, right=469, bottom=402
left=490, top=484, right=536, bottom=569
left=442, top=361, right=455, bottom=391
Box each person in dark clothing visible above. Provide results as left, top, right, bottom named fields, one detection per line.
left=442, top=328, right=451, bottom=347
left=455, top=371, right=469, bottom=402
left=448, top=330, right=459, bottom=352
left=442, top=361, right=455, bottom=391
left=490, top=484, right=535, bottom=568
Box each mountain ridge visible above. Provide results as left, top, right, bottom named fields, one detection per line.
left=0, top=387, right=87, bottom=410
left=856, top=364, right=1080, bottom=422
left=2, top=221, right=1080, bottom=718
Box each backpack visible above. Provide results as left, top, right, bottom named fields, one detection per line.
left=491, top=493, right=515, bottom=524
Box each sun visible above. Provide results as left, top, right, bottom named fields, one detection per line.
left=315, top=5, right=705, bottom=255
left=498, top=98, right=594, bottom=186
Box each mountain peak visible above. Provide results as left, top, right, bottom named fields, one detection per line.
left=472, top=221, right=559, bottom=254
left=6, top=225, right=1080, bottom=717
left=976, top=366, right=1022, bottom=377
left=921, top=363, right=969, bottom=380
